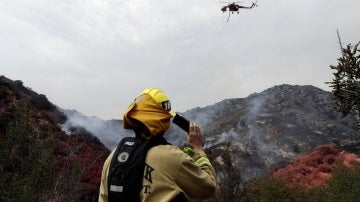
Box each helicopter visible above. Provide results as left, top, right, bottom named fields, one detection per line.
left=221, top=1, right=258, bottom=22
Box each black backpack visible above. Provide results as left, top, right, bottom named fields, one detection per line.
left=107, top=136, right=168, bottom=202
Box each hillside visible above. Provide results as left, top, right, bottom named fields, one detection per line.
left=60, top=82, right=360, bottom=183
left=0, top=76, right=110, bottom=201
left=2, top=75, right=360, bottom=201
left=165, top=84, right=360, bottom=181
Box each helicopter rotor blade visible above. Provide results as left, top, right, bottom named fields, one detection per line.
left=219, top=1, right=243, bottom=4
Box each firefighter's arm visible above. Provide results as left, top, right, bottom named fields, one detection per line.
left=176, top=151, right=216, bottom=201
left=177, top=122, right=216, bottom=201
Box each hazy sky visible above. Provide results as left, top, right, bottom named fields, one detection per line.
left=1, top=0, right=359, bottom=120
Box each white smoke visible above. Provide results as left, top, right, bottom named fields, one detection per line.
left=59, top=109, right=131, bottom=150
left=194, top=93, right=285, bottom=180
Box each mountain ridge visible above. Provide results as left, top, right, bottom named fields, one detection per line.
left=169, top=84, right=359, bottom=181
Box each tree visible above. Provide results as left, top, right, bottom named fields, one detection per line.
left=327, top=31, right=360, bottom=128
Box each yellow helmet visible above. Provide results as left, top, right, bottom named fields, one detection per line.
left=122, top=87, right=175, bottom=137
left=139, top=88, right=174, bottom=114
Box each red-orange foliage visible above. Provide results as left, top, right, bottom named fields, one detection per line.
left=272, top=143, right=360, bottom=188
left=54, top=133, right=109, bottom=201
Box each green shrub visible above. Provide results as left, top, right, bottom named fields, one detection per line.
left=325, top=163, right=360, bottom=201
left=242, top=177, right=310, bottom=202
left=0, top=101, right=54, bottom=201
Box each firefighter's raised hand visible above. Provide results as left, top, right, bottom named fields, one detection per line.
left=186, top=122, right=204, bottom=151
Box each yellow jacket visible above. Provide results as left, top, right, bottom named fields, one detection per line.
left=99, top=144, right=216, bottom=202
